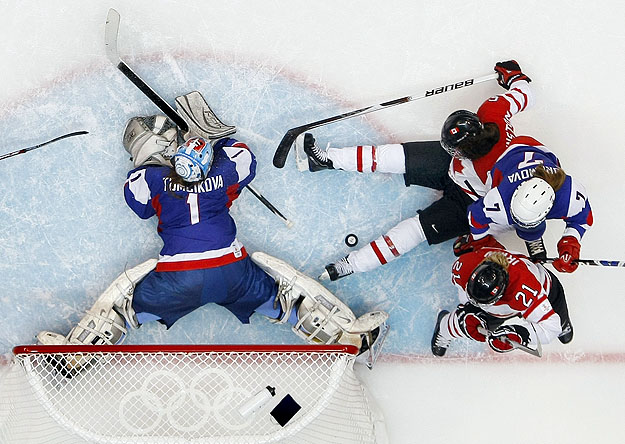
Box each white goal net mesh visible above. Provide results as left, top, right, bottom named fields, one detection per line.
left=0, top=345, right=386, bottom=444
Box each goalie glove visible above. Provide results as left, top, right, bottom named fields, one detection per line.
left=487, top=324, right=531, bottom=353
left=455, top=304, right=488, bottom=342
left=494, top=60, right=531, bottom=90
left=453, top=234, right=504, bottom=257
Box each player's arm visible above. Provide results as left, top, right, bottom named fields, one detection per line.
left=477, top=60, right=534, bottom=121
left=553, top=177, right=593, bottom=272
left=467, top=189, right=507, bottom=240
left=124, top=167, right=157, bottom=219
left=221, top=138, right=257, bottom=201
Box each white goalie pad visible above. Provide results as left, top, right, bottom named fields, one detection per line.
left=175, top=91, right=236, bottom=140
left=251, top=252, right=389, bottom=361
left=37, top=259, right=157, bottom=347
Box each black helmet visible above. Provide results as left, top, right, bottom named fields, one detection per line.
left=466, top=261, right=508, bottom=306
left=440, top=110, right=483, bottom=158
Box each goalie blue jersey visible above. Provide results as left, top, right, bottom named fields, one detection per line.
left=468, top=136, right=593, bottom=242
left=124, top=137, right=256, bottom=271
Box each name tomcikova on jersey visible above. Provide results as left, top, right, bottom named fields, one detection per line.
left=163, top=175, right=225, bottom=193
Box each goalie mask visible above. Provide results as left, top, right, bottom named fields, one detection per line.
left=440, top=110, right=483, bottom=158
left=467, top=261, right=509, bottom=307
left=173, top=137, right=214, bottom=183
left=510, top=177, right=555, bottom=230
left=123, top=115, right=178, bottom=167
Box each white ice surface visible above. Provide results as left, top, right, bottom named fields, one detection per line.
left=1, top=1, right=625, bottom=443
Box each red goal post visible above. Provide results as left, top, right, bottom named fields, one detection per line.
left=1, top=344, right=387, bottom=444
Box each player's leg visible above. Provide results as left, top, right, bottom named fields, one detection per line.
left=322, top=182, right=474, bottom=281
left=303, top=133, right=409, bottom=173
left=545, top=269, right=574, bottom=344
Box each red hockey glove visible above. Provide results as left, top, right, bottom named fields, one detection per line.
left=552, top=236, right=581, bottom=273
left=494, top=60, right=531, bottom=90
left=487, top=324, right=530, bottom=353
left=453, top=234, right=504, bottom=257
left=455, top=304, right=488, bottom=342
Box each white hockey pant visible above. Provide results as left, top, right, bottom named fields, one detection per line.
left=327, top=143, right=406, bottom=173
left=348, top=214, right=427, bottom=273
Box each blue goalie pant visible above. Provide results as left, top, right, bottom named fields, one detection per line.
left=132, top=256, right=278, bottom=328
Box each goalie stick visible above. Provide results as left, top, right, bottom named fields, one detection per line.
left=273, top=73, right=498, bottom=168
left=105, top=9, right=292, bottom=227
left=0, top=131, right=88, bottom=161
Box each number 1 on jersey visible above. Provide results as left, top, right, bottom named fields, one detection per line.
left=187, top=193, right=200, bottom=224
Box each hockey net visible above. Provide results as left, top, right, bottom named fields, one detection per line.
left=0, top=344, right=386, bottom=444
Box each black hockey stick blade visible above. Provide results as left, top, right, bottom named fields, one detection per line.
left=0, top=131, right=89, bottom=161
left=272, top=73, right=498, bottom=168
left=105, top=8, right=189, bottom=132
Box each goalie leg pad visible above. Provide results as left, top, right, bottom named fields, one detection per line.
left=252, top=252, right=376, bottom=347
left=175, top=91, right=236, bottom=140
left=37, top=259, right=157, bottom=347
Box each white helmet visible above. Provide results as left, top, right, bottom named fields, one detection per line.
left=510, top=177, right=555, bottom=229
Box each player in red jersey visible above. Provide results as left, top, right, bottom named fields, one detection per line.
left=302, top=61, right=535, bottom=280
left=430, top=245, right=573, bottom=356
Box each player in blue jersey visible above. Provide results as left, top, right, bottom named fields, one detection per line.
left=458, top=137, right=593, bottom=273
left=37, top=114, right=387, bottom=365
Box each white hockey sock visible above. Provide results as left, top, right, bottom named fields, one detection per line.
left=328, top=143, right=406, bottom=173
left=348, top=214, right=426, bottom=272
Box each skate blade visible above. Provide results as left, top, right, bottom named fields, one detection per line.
left=356, top=321, right=389, bottom=369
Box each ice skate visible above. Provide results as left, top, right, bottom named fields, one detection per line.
left=320, top=256, right=354, bottom=281
left=558, top=319, right=574, bottom=344
left=303, top=133, right=333, bottom=171
left=431, top=310, right=451, bottom=357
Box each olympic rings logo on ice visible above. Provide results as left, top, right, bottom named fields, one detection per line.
left=118, top=367, right=256, bottom=434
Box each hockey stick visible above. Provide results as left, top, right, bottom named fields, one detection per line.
left=105, top=9, right=293, bottom=227
left=541, top=258, right=625, bottom=267
left=272, top=73, right=499, bottom=168
left=0, top=131, right=89, bottom=161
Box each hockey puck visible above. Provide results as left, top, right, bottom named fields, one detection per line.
left=345, top=234, right=358, bottom=247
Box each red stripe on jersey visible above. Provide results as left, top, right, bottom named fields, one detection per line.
left=232, top=142, right=250, bottom=150
left=371, top=146, right=377, bottom=172
left=470, top=212, right=488, bottom=229
left=523, top=295, right=548, bottom=319
left=225, top=183, right=240, bottom=208
left=370, top=241, right=387, bottom=265
left=155, top=248, right=248, bottom=271
left=505, top=92, right=522, bottom=111
left=511, top=87, right=529, bottom=111
left=383, top=235, right=400, bottom=257
left=357, top=146, right=364, bottom=172
left=152, top=194, right=163, bottom=232
left=491, top=167, right=504, bottom=188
